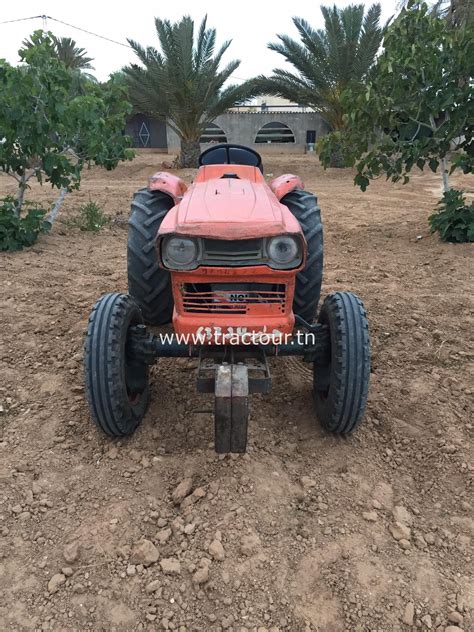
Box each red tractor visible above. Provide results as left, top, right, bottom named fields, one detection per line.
left=84, top=145, right=370, bottom=453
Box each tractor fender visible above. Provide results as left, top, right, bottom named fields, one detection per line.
left=148, top=172, right=188, bottom=203
left=269, top=174, right=305, bottom=201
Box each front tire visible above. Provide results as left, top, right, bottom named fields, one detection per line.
left=281, top=189, right=323, bottom=323
left=127, top=189, right=175, bottom=325
left=313, top=292, right=370, bottom=434
left=84, top=293, right=149, bottom=437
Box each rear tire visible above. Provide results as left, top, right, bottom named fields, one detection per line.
left=84, top=293, right=149, bottom=437
left=127, top=189, right=175, bottom=325
left=281, top=189, right=323, bottom=323
left=313, top=292, right=370, bottom=434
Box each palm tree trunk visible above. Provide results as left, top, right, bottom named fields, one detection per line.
left=324, top=111, right=351, bottom=167
left=328, top=129, right=351, bottom=168
left=178, top=139, right=201, bottom=168
left=328, top=144, right=348, bottom=168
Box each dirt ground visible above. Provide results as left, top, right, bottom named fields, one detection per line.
left=0, top=153, right=473, bottom=632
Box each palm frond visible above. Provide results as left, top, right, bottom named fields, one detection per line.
left=354, top=4, right=383, bottom=79
left=194, top=16, right=216, bottom=68
left=52, top=37, right=94, bottom=70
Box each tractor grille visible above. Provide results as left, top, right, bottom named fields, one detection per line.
left=201, top=238, right=264, bottom=266
left=181, top=282, right=286, bottom=314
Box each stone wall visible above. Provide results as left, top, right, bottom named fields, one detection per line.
left=166, top=111, right=329, bottom=154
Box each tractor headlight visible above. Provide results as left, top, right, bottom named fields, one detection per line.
left=267, top=235, right=302, bottom=269
left=162, top=235, right=198, bottom=270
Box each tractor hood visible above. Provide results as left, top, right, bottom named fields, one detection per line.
left=158, top=177, right=302, bottom=240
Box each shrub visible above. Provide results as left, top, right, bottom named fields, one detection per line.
left=318, top=131, right=355, bottom=168
left=0, top=196, right=49, bottom=251
left=429, top=189, right=474, bottom=243
left=73, top=200, right=109, bottom=232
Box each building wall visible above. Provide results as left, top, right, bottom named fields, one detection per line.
left=166, top=111, right=330, bottom=154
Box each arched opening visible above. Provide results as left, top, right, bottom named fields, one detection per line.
left=200, top=123, right=227, bottom=144
left=255, top=122, right=295, bottom=144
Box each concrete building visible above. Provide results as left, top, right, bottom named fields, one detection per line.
left=125, top=109, right=329, bottom=154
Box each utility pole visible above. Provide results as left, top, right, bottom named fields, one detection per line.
left=41, top=14, right=48, bottom=30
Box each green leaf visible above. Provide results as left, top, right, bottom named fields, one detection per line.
left=429, top=159, right=439, bottom=173
left=354, top=173, right=370, bottom=191
left=416, top=158, right=425, bottom=170
left=0, top=197, right=48, bottom=250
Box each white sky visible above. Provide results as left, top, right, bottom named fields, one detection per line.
left=0, top=0, right=399, bottom=82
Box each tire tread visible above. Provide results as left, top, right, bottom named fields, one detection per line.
left=314, top=291, right=370, bottom=434
left=281, top=189, right=323, bottom=322
left=127, top=189, right=175, bottom=325
left=84, top=292, right=148, bottom=437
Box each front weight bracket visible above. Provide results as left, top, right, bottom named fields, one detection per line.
left=214, top=363, right=249, bottom=454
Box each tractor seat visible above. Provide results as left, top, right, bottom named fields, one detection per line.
left=199, top=144, right=264, bottom=173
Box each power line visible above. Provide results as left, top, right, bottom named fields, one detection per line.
left=46, top=16, right=133, bottom=49
left=0, top=14, right=132, bottom=48
left=0, top=15, right=44, bottom=25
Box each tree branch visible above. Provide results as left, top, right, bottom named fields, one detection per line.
left=24, top=170, right=38, bottom=184
left=6, top=171, right=22, bottom=183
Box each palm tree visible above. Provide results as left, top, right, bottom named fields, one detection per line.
left=123, top=16, right=255, bottom=168
left=253, top=4, right=383, bottom=132
left=22, top=35, right=94, bottom=71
